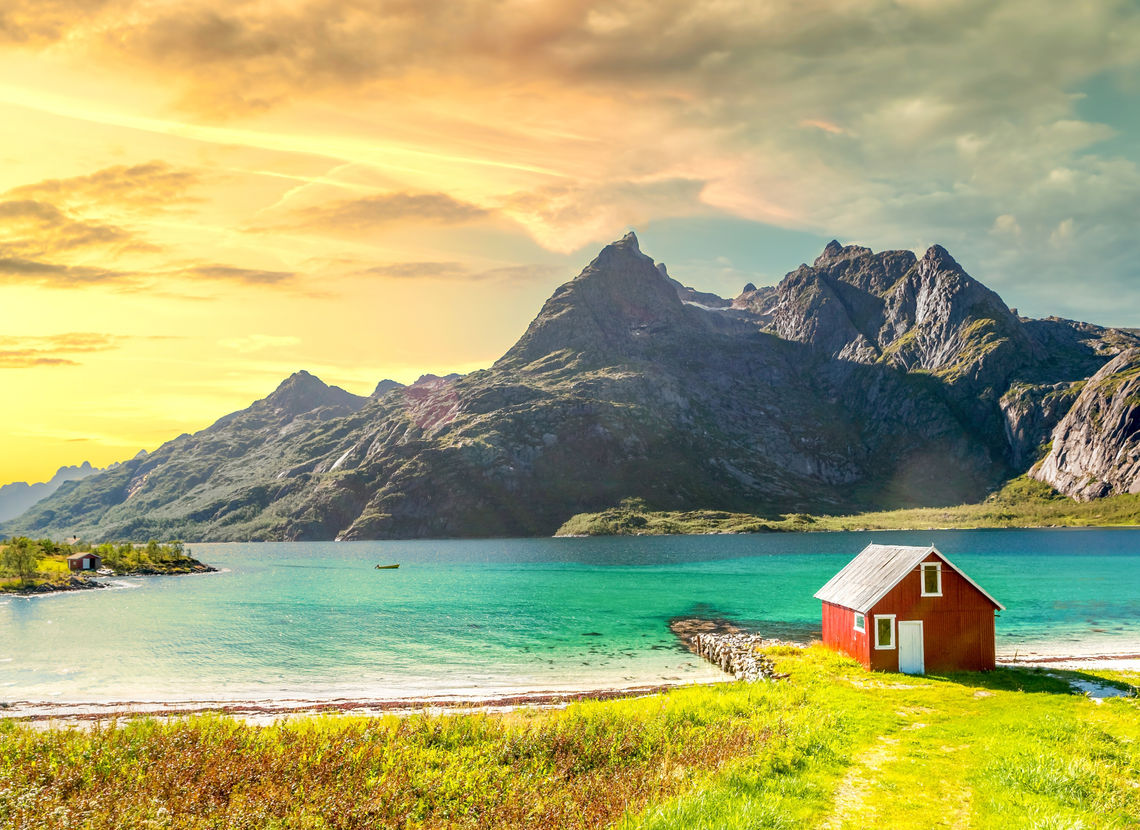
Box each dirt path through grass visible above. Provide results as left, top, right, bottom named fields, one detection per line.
left=820, top=734, right=901, bottom=829
left=812, top=666, right=1140, bottom=830
left=815, top=679, right=986, bottom=829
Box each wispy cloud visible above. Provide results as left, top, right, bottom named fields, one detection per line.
left=0, top=256, right=135, bottom=287
left=258, top=191, right=491, bottom=236
left=0, top=199, right=138, bottom=257
left=0, top=162, right=205, bottom=288
left=0, top=333, right=121, bottom=368
left=0, top=0, right=114, bottom=45
left=360, top=261, right=559, bottom=283
left=181, top=264, right=297, bottom=285
left=6, top=161, right=200, bottom=208
left=2, top=0, right=1140, bottom=315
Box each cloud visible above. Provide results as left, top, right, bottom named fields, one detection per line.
left=3, top=1, right=1140, bottom=318
left=0, top=333, right=120, bottom=368
left=0, top=163, right=202, bottom=286
left=7, top=162, right=200, bottom=209
left=0, top=199, right=137, bottom=258
left=362, top=262, right=471, bottom=280
left=359, top=261, right=559, bottom=283
left=0, top=256, right=298, bottom=290
left=180, top=264, right=298, bottom=285
left=0, top=0, right=114, bottom=45
left=0, top=256, right=134, bottom=287
left=261, top=192, right=491, bottom=236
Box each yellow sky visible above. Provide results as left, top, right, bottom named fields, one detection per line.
left=2, top=1, right=1139, bottom=484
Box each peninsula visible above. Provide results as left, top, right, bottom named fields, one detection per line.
left=557, top=479, right=1140, bottom=536
left=0, top=537, right=215, bottom=594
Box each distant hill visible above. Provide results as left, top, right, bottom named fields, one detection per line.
left=5, top=232, right=1138, bottom=541
left=0, top=459, right=140, bottom=523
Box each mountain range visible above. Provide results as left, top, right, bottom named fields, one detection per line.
left=5, top=232, right=1139, bottom=541
left=0, top=458, right=141, bottom=523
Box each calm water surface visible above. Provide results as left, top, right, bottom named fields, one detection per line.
left=2, top=529, right=1138, bottom=703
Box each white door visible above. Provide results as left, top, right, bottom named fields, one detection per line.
left=898, top=621, right=924, bottom=675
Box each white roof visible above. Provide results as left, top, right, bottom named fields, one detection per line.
left=814, top=543, right=1004, bottom=613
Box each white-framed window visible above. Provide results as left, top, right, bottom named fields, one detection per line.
left=921, top=562, right=942, bottom=597
left=854, top=612, right=865, bottom=633
left=874, top=614, right=896, bottom=650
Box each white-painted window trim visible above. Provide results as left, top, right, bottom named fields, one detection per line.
left=921, top=562, right=942, bottom=597
left=853, top=612, right=865, bottom=633
left=874, top=614, right=896, bottom=650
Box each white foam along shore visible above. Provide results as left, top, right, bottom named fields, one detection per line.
left=996, top=635, right=1140, bottom=671
left=998, top=652, right=1140, bottom=671
left=1, top=675, right=739, bottom=726
left=6, top=639, right=1139, bottom=725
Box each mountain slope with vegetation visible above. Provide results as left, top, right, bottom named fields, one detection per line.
left=0, top=460, right=135, bottom=522
left=557, top=478, right=1140, bottom=536
left=4, top=233, right=1139, bottom=542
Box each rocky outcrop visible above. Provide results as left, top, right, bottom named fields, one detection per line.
left=1000, top=382, right=1085, bottom=469
left=661, top=262, right=731, bottom=309
left=1033, top=350, right=1140, bottom=499
left=11, top=576, right=106, bottom=594
left=730, top=283, right=778, bottom=322
left=669, top=618, right=793, bottom=681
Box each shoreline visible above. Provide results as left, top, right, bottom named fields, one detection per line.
left=556, top=522, right=1140, bottom=538
left=5, top=647, right=1137, bottom=725
left=0, top=564, right=220, bottom=597
left=1, top=677, right=735, bottom=724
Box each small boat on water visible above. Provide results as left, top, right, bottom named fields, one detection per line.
left=374, top=564, right=400, bottom=570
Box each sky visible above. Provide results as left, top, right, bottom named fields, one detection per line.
left=1, top=0, right=1139, bottom=485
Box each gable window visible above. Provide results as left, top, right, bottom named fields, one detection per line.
left=921, top=562, right=942, bottom=597
left=854, top=612, right=865, bottom=633
left=874, top=615, right=896, bottom=650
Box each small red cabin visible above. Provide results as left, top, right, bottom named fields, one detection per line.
left=814, top=544, right=1003, bottom=674
left=67, top=552, right=102, bottom=572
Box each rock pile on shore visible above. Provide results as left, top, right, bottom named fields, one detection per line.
left=23, top=577, right=105, bottom=594
left=669, top=617, right=799, bottom=682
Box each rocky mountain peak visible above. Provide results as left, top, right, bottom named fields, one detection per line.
left=265, top=370, right=366, bottom=415
left=497, top=232, right=690, bottom=368
left=371, top=379, right=405, bottom=398
left=813, top=239, right=873, bottom=267
left=412, top=373, right=461, bottom=387
left=616, top=230, right=640, bottom=251
left=919, top=243, right=962, bottom=273
left=583, top=230, right=651, bottom=276
left=742, top=282, right=757, bottom=293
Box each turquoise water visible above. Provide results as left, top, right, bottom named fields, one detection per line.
left=2, top=529, right=1139, bottom=703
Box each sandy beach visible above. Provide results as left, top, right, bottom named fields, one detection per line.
left=6, top=640, right=1136, bottom=726
left=2, top=677, right=740, bottom=725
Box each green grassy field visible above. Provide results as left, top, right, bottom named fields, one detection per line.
left=556, top=477, right=1140, bottom=536
left=2, top=647, right=1137, bottom=829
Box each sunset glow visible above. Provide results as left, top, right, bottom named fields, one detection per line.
left=2, top=0, right=1139, bottom=484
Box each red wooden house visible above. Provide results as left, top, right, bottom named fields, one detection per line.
left=67, top=552, right=102, bottom=572
left=814, top=544, right=1003, bottom=674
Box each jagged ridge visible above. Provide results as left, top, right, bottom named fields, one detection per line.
left=5, top=232, right=1138, bottom=541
